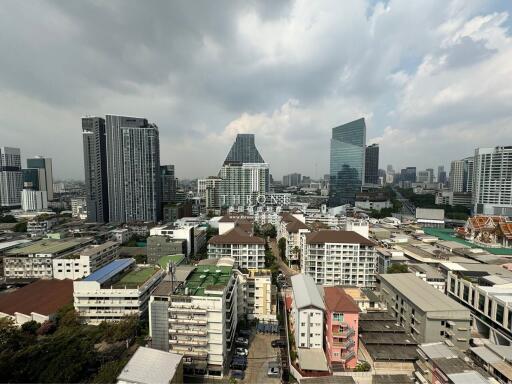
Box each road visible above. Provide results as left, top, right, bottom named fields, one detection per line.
left=269, top=239, right=298, bottom=277
left=241, top=333, right=281, bottom=384
left=392, top=187, right=415, bottom=216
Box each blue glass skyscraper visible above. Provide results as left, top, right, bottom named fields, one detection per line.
left=329, top=118, right=366, bottom=206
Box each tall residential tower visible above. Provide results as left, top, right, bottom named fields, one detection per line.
left=0, top=147, right=23, bottom=207
left=364, top=143, right=379, bottom=185
left=82, top=117, right=109, bottom=222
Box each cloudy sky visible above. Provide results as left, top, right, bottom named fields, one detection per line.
left=1, top=0, right=512, bottom=180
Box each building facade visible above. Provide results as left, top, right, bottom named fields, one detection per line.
left=73, top=258, right=165, bottom=325
left=301, top=230, right=377, bottom=288
left=450, top=157, right=474, bottom=193
left=364, top=143, right=379, bottom=185
left=329, top=118, right=366, bottom=206
left=21, top=189, right=48, bottom=211
left=82, top=117, right=109, bottom=223
left=26, top=156, right=53, bottom=201
left=379, top=273, right=471, bottom=350
left=160, top=165, right=177, bottom=205
left=0, top=146, right=23, bottom=207
left=105, top=115, right=161, bottom=223
left=473, top=146, right=512, bottom=216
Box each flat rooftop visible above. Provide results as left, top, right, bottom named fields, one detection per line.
left=379, top=273, right=470, bottom=314
left=176, top=265, right=233, bottom=296
left=157, top=254, right=184, bottom=269
left=80, top=241, right=118, bottom=256
left=5, top=238, right=89, bottom=256
left=112, top=265, right=161, bottom=289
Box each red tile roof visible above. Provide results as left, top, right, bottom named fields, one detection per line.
left=323, top=286, right=359, bottom=313
left=305, top=230, right=375, bottom=246
left=499, top=222, right=512, bottom=240
left=208, top=226, right=265, bottom=245
left=0, top=279, right=73, bottom=317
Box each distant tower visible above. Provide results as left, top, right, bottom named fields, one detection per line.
left=364, top=144, right=379, bottom=184
left=224, top=134, right=265, bottom=164
left=26, top=156, right=54, bottom=201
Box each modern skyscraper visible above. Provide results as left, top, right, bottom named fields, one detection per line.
left=472, top=146, right=512, bottom=215
left=364, top=143, right=379, bottom=184
left=160, top=165, right=177, bottom=204
left=105, top=115, right=161, bottom=222
left=21, top=189, right=48, bottom=211
left=426, top=168, right=434, bottom=184
left=82, top=116, right=109, bottom=223
left=329, top=118, right=366, bottom=206
left=437, top=166, right=447, bottom=184
left=400, top=167, right=417, bottom=183
left=449, top=157, right=474, bottom=193
left=0, top=147, right=23, bottom=207
left=224, top=133, right=265, bottom=164
left=22, top=168, right=42, bottom=190
left=26, top=156, right=53, bottom=200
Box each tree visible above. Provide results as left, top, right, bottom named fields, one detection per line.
left=0, top=214, right=16, bottom=223
left=134, top=254, right=147, bottom=264
left=291, top=246, right=300, bottom=261
left=92, top=360, right=127, bottom=383
left=14, top=222, right=27, bottom=232
left=387, top=264, right=409, bottom=274
left=354, top=361, right=371, bottom=372
left=277, top=237, right=286, bottom=259
left=21, top=320, right=40, bottom=335
left=262, top=223, right=277, bottom=238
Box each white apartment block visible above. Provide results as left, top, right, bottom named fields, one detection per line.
left=73, top=258, right=165, bottom=325
left=290, top=274, right=325, bottom=349
left=236, top=269, right=276, bottom=321
left=149, top=259, right=238, bottom=377
left=3, top=238, right=92, bottom=279
left=473, top=146, right=512, bottom=216
left=218, top=162, right=269, bottom=208
left=71, top=197, right=87, bottom=219
left=52, top=241, right=120, bottom=280
left=27, top=218, right=56, bottom=236
left=111, top=228, right=131, bottom=244
left=277, top=212, right=309, bottom=262
left=301, top=230, right=377, bottom=288
left=208, top=226, right=265, bottom=270
left=150, top=224, right=206, bottom=257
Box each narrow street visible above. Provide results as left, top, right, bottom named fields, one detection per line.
left=269, top=239, right=298, bottom=277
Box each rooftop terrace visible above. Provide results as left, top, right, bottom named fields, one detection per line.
left=177, top=265, right=233, bottom=296
left=112, top=265, right=162, bottom=289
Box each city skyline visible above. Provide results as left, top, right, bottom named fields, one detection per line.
left=1, top=1, right=512, bottom=180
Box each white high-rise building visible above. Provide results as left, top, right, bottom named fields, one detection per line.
left=473, top=146, right=512, bottom=215
left=0, top=147, right=23, bottom=207
left=300, top=230, right=377, bottom=288
left=218, top=162, right=269, bottom=208
left=21, top=189, right=48, bottom=211
left=450, top=157, right=474, bottom=193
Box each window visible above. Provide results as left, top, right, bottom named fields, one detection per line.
left=333, top=313, right=344, bottom=322
left=478, top=295, right=485, bottom=312
left=496, top=304, right=504, bottom=324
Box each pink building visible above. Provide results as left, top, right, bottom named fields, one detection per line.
left=323, top=287, right=359, bottom=371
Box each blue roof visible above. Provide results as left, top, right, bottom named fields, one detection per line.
left=84, top=258, right=134, bottom=284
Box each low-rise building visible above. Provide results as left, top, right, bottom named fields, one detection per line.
left=150, top=224, right=206, bottom=257
left=237, top=268, right=276, bottom=321
left=379, top=273, right=471, bottom=350
left=415, top=208, right=445, bottom=228
left=470, top=342, right=512, bottom=384
left=147, top=236, right=186, bottom=265
left=408, top=264, right=446, bottom=292
left=149, top=258, right=238, bottom=377
left=277, top=212, right=310, bottom=263
left=117, top=346, right=183, bottom=384
left=0, top=279, right=73, bottom=325
left=445, top=263, right=512, bottom=344
left=322, top=286, right=359, bottom=370
left=27, top=217, right=57, bottom=236
left=73, top=258, right=165, bottom=325
left=3, top=238, right=92, bottom=279
left=111, top=228, right=131, bottom=244
left=208, top=226, right=265, bottom=270
left=71, top=197, right=87, bottom=219
left=52, top=241, right=120, bottom=280
left=301, top=230, right=377, bottom=288
left=377, top=247, right=408, bottom=273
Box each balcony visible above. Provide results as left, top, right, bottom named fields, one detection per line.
left=169, top=337, right=208, bottom=347
left=169, top=317, right=207, bottom=325
left=340, top=351, right=355, bottom=362
left=169, top=328, right=207, bottom=336
left=169, top=307, right=207, bottom=315
left=332, top=327, right=354, bottom=338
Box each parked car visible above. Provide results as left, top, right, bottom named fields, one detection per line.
left=267, top=366, right=280, bottom=377
left=238, top=329, right=251, bottom=338
left=271, top=339, right=286, bottom=348
left=232, top=355, right=247, bottom=364
left=235, top=347, right=248, bottom=356
left=235, top=337, right=249, bottom=347
left=231, top=370, right=245, bottom=380
left=231, top=362, right=247, bottom=371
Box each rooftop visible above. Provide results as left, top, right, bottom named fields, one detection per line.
left=116, top=346, right=182, bottom=384
left=84, top=258, right=135, bottom=284
left=297, top=348, right=329, bottom=371
left=291, top=274, right=325, bottom=311
left=5, top=238, right=89, bottom=256
left=112, top=265, right=162, bottom=289
left=176, top=265, right=233, bottom=297
left=323, top=286, right=359, bottom=313
left=419, top=342, right=458, bottom=359
left=208, top=226, right=264, bottom=245
left=80, top=241, right=119, bottom=256
left=0, top=279, right=73, bottom=316
left=156, top=254, right=184, bottom=269
left=379, top=273, right=470, bottom=315
left=305, top=230, right=375, bottom=246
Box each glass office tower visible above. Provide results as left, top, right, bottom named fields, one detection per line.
left=329, top=118, right=366, bottom=206
left=224, top=134, right=265, bottom=164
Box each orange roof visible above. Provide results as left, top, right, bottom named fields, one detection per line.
left=468, top=215, right=507, bottom=230
left=208, top=226, right=265, bottom=245
left=499, top=222, right=512, bottom=240
left=305, top=230, right=375, bottom=246
left=323, top=286, right=359, bottom=313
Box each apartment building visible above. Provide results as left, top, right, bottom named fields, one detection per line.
left=237, top=268, right=276, bottom=321
left=52, top=241, right=119, bottom=280
left=379, top=273, right=471, bottom=350
left=301, top=230, right=377, bottom=288
left=445, top=263, right=512, bottom=344
left=208, top=226, right=265, bottom=270
left=146, top=235, right=185, bottom=265
left=3, top=238, right=92, bottom=279
left=408, top=264, right=446, bottom=292
left=149, top=258, right=238, bottom=377
left=322, top=286, right=359, bottom=370
left=150, top=224, right=206, bottom=257
left=277, top=212, right=309, bottom=263
left=73, top=258, right=165, bottom=325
